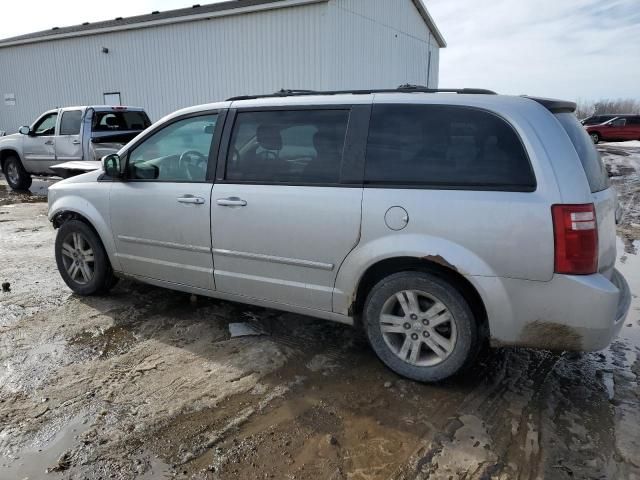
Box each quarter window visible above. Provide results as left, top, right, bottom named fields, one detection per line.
left=128, top=114, right=218, bottom=182
left=365, top=104, right=536, bottom=190
left=225, top=110, right=350, bottom=184
left=60, top=110, right=82, bottom=136
left=33, top=113, right=58, bottom=136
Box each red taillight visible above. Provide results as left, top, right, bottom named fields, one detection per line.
left=552, top=204, right=598, bottom=275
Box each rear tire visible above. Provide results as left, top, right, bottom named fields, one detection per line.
left=3, top=155, right=32, bottom=191
left=55, top=220, right=117, bottom=296
left=364, top=272, right=480, bottom=382
left=590, top=132, right=600, bottom=145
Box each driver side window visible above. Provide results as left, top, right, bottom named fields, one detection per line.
left=33, top=113, right=58, bottom=136
left=128, top=114, right=218, bottom=182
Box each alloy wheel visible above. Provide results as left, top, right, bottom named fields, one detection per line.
left=6, top=161, right=19, bottom=185
left=60, top=232, right=95, bottom=285
left=379, top=289, right=457, bottom=367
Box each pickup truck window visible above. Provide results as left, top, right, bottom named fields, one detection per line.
left=60, top=110, right=82, bottom=136
left=34, top=113, right=58, bottom=136
left=93, top=111, right=151, bottom=132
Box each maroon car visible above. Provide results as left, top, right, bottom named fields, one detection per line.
left=586, top=115, right=640, bottom=144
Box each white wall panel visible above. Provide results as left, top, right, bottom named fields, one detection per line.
left=0, top=0, right=440, bottom=133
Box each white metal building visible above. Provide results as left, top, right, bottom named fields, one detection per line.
left=0, top=0, right=445, bottom=132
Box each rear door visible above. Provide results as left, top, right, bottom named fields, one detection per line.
left=627, top=116, right=640, bottom=140
left=556, top=113, right=617, bottom=278
left=210, top=106, right=368, bottom=311
left=22, top=111, right=58, bottom=173
left=55, top=109, right=84, bottom=163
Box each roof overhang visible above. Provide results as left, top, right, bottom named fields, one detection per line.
left=411, top=0, right=447, bottom=48
left=0, top=0, right=328, bottom=49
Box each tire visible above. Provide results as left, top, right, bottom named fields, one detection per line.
left=590, top=132, right=600, bottom=145
left=55, top=220, right=117, bottom=296
left=364, top=272, right=480, bottom=383
left=3, top=155, right=32, bottom=191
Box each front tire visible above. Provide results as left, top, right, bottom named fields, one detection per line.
left=55, top=220, right=116, bottom=296
left=4, top=155, right=32, bottom=191
left=590, top=132, right=600, bottom=144
left=364, top=272, right=479, bottom=382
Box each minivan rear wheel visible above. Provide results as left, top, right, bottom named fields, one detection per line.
left=590, top=132, right=600, bottom=144
left=3, top=155, right=32, bottom=191
left=364, top=272, right=479, bottom=382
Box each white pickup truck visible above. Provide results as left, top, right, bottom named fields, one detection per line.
left=0, top=106, right=151, bottom=190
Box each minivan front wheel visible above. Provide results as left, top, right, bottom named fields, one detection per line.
left=364, top=272, right=479, bottom=382
left=55, top=220, right=117, bottom=296
left=3, top=155, right=32, bottom=191
left=590, top=132, right=600, bottom=144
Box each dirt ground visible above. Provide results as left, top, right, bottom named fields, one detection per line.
left=1, top=143, right=639, bottom=480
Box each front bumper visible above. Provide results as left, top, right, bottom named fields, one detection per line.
left=476, top=268, right=631, bottom=351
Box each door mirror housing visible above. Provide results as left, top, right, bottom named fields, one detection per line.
left=18, top=126, right=32, bottom=136
left=103, top=154, right=123, bottom=179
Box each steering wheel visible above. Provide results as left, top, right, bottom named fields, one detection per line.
left=179, top=150, right=208, bottom=180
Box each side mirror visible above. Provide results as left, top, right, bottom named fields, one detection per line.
left=18, top=126, right=31, bottom=135
left=102, top=154, right=123, bottom=179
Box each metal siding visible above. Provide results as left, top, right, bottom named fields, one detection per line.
left=0, top=0, right=440, bottom=133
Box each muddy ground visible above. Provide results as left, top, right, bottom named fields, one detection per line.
left=1, top=143, right=639, bottom=480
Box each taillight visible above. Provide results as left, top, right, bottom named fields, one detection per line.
left=552, top=204, right=598, bottom=275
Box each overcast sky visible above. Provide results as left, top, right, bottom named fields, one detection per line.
left=1, top=0, right=638, bottom=102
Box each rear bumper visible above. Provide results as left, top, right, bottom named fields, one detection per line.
left=475, top=269, right=631, bottom=351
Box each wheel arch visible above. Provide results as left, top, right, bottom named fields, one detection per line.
left=49, top=202, right=120, bottom=272
left=349, top=256, right=489, bottom=337
left=0, top=149, right=23, bottom=172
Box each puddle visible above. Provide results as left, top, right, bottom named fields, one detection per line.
left=0, top=414, right=90, bottom=479
left=68, top=325, right=137, bottom=359
left=0, top=178, right=51, bottom=206
left=617, top=238, right=640, bottom=347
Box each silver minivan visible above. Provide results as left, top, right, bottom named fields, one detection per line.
left=47, top=88, right=631, bottom=382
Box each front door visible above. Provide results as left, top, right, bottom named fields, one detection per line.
left=22, top=111, right=58, bottom=173
left=211, top=107, right=364, bottom=312
left=55, top=110, right=84, bottom=164
left=110, top=112, right=222, bottom=291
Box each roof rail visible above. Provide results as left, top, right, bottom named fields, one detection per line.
left=226, top=85, right=497, bottom=101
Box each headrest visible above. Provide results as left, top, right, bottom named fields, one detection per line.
left=257, top=124, right=282, bottom=151
left=105, top=116, right=119, bottom=127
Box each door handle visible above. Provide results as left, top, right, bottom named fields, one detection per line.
left=177, top=195, right=205, bottom=205
left=45, top=140, right=54, bottom=145
left=217, top=197, right=247, bottom=207
left=72, top=140, right=81, bottom=145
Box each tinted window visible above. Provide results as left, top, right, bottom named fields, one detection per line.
left=365, top=104, right=535, bottom=190
left=225, top=110, right=349, bottom=184
left=34, top=113, right=58, bottom=136
left=60, top=110, right=82, bottom=136
left=628, top=117, right=640, bottom=125
left=93, top=111, right=151, bottom=132
left=556, top=113, right=609, bottom=193
left=128, top=115, right=217, bottom=182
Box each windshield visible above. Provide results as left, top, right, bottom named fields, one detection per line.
left=92, top=111, right=151, bottom=132
left=556, top=113, right=610, bottom=193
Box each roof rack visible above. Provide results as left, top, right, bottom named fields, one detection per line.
left=226, top=85, right=497, bottom=101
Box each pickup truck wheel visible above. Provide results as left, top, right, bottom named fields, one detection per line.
left=55, top=220, right=116, bottom=296
left=3, top=156, right=32, bottom=191
left=364, top=272, right=479, bottom=383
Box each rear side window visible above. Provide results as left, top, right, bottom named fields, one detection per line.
left=225, top=110, right=349, bottom=184
left=92, top=111, right=151, bottom=132
left=556, top=113, right=610, bottom=193
left=60, top=110, right=82, bottom=136
left=365, top=104, right=536, bottom=190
